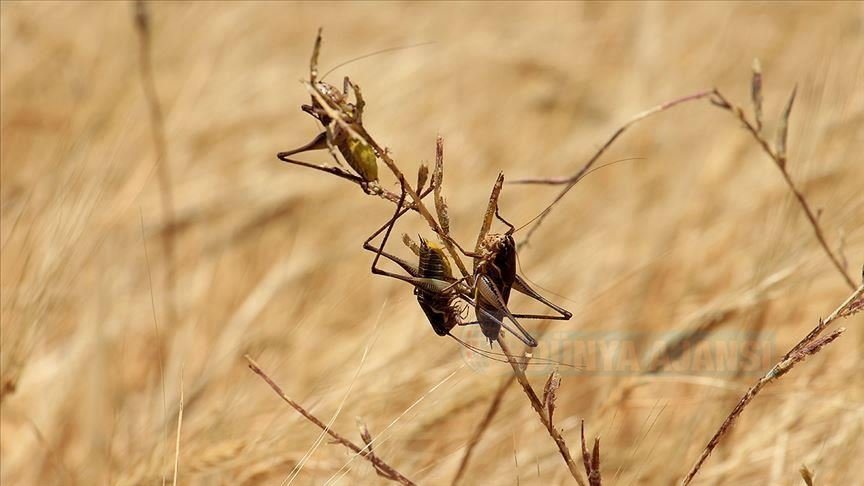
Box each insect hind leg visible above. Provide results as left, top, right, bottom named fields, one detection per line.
left=510, top=274, right=572, bottom=320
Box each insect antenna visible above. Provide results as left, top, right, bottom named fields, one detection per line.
left=447, top=334, right=582, bottom=369
left=511, top=157, right=644, bottom=235
left=320, top=42, right=434, bottom=81
left=513, top=251, right=580, bottom=306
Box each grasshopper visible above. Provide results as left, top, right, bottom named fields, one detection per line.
left=458, top=173, right=572, bottom=347
left=365, top=175, right=571, bottom=349
left=277, top=29, right=379, bottom=186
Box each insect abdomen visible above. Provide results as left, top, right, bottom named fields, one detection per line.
left=416, top=240, right=458, bottom=336
left=475, top=234, right=518, bottom=343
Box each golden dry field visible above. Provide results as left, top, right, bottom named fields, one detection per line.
left=1, top=2, right=863, bottom=485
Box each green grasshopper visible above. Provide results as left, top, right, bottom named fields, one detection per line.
left=364, top=175, right=571, bottom=349
left=277, top=29, right=378, bottom=186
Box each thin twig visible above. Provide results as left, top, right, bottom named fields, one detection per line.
left=305, top=84, right=471, bottom=277
left=133, top=0, right=177, bottom=326
left=496, top=338, right=588, bottom=486
left=681, top=283, right=864, bottom=485
left=452, top=375, right=516, bottom=485
left=512, top=90, right=715, bottom=248
left=709, top=89, right=855, bottom=289
left=244, top=355, right=416, bottom=486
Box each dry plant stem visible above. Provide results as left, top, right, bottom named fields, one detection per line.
left=496, top=338, right=587, bottom=486
left=133, top=0, right=177, bottom=326
left=709, top=89, right=855, bottom=289
left=580, top=420, right=601, bottom=486
left=244, top=355, right=416, bottom=486
left=681, top=283, right=864, bottom=485
left=512, top=90, right=715, bottom=247
left=305, top=82, right=470, bottom=277
left=452, top=375, right=516, bottom=485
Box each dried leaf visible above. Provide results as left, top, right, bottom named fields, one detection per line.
left=581, top=420, right=591, bottom=472
left=432, top=136, right=445, bottom=191
left=416, top=163, right=429, bottom=193
left=432, top=136, right=450, bottom=236
left=775, top=84, right=797, bottom=167
left=799, top=464, right=814, bottom=486
left=751, top=58, right=763, bottom=132
left=436, top=196, right=451, bottom=237
left=581, top=420, right=602, bottom=486
left=542, top=370, right=561, bottom=422
left=797, top=328, right=845, bottom=358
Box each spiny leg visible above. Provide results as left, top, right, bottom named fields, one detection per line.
left=345, top=77, right=365, bottom=123
left=279, top=131, right=328, bottom=159
left=365, top=184, right=454, bottom=293
left=495, top=206, right=516, bottom=235
left=276, top=151, right=360, bottom=183
left=492, top=201, right=570, bottom=320
left=364, top=186, right=422, bottom=278
left=362, top=181, right=439, bottom=277
left=459, top=309, right=537, bottom=348
left=510, top=274, right=572, bottom=320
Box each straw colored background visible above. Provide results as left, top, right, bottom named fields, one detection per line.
left=2, top=2, right=862, bottom=484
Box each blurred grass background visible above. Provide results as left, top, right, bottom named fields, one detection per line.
left=1, top=2, right=862, bottom=484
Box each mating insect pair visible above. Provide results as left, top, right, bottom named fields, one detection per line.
left=363, top=174, right=572, bottom=348
left=278, top=30, right=571, bottom=351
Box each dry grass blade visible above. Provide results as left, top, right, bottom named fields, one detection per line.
left=510, top=90, right=715, bottom=247
left=681, top=283, right=864, bottom=485
left=243, top=356, right=416, bottom=486
left=172, top=369, right=184, bottom=486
